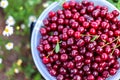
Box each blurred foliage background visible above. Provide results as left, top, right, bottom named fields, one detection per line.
left=0, top=0, right=120, bottom=80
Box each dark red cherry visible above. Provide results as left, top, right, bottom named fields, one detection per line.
left=42, top=57, right=50, bottom=64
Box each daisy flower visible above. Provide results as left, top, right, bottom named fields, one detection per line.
left=6, top=16, right=15, bottom=26
left=42, top=2, right=49, bottom=8
left=5, top=42, right=14, bottom=50
left=0, top=0, right=8, bottom=8
left=17, top=59, right=22, bottom=66
left=14, top=68, right=19, bottom=74
left=29, top=15, right=36, bottom=22
left=20, top=24, right=25, bottom=29
left=0, top=58, right=2, bottom=64
left=2, top=25, right=14, bottom=37
left=28, top=15, right=36, bottom=27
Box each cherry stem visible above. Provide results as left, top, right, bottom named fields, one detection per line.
left=116, top=44, right=120, bottom=48
left=103, top=40, right=106, bottom=43
left=102, top=37, right=119, bottom=48
left=111, top=44, right=120, bottom=49
left=59, top=41, right=62, bottom=43
left=81, top=34, right=100, bottom=41
left=81, top=34, right=99, bottom=37
left=46, top=48, right=55, bottom=58
left=46, top=54, right=50, bottom=58
left=110, top=36, right=119, bottom=55
left=46, top=41, right=62, bottom=58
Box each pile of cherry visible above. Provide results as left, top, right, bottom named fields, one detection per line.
left=37, top=0, right=120, bottom=80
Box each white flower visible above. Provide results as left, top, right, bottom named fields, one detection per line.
left=29, top=15, right=36, bottom=22
left=42, top=2, right=49, bottom=8
left=2, top=25, right=14, bottom=37
left=20, top=24, right=25, bottom=29
left=28, top=15, right=36, bottom=27
left=0, top=0, right=8, bottom=8
left=14, top=68, right=19, bottom=74
left=6, top=16, right=15, bottom=26
left=5, top=42, right=14, bottom=50
left=0, top=58, right=3, bottom=64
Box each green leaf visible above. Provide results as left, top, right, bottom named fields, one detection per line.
left=49, top=32, right=53, bottom=36
left=6, top=63, right=17, bottom=77
left=0, top=64, right=4, bottom=70
left=33, top=74, right=42, bottom=80
left=56, top=0, right=65, bottom=5
left=91, top=35, right=99, bottom=42
left=23, top=63, right=35, bottom=78
left=55, top=42, right=60, bottom=53
left=60, top=0, right=65, bottom=5
left=14, top=46, right=20, bottom=53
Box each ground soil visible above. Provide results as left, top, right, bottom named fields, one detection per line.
left=0, top=7, right=31, bottom=80
left=0, top=1, right=47, bottom=79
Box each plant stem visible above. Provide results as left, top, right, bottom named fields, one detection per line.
left=59, top=41, right=62, bottom=43
left=47, top=48, right=55, bottom=58
left=116, top=44, right=120, bottom=48
left=81, top=34, right=99, bottom=37
left=46, top=54, right=50, bottom=58
left=110, top=36, right=119, bottom=55
left=47, top=41, right=62, bottom=58
left=102, top=37, right=119, bottom=48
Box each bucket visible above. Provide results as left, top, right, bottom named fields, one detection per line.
left=31, top=0, right=120, bottom=80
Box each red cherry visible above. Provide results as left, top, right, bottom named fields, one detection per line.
left=48, top=11, right=55, bottom=18
left=74, top=31, right=81, bottom=39
left=83, top=21, right=89, bottom=28
left=90, top=21, right=98, bottom=29
left=43, top=57, right=50, bottom=64
left=89, top=28, right=96, bottom=35
left=40, top=28, right=47, bottom=35
left=114, top=30, right=120, bottom=36
left=109, top=68, right=117, bottom=75
left=68, top=29, right=74, bottom=36
left=63, top=2, right=70, bottom=9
